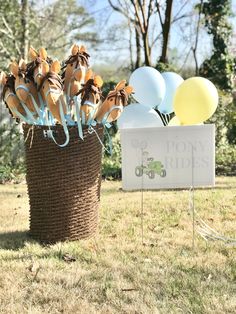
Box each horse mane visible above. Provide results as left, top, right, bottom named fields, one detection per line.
left=77, top=78, right=102, bottom=105
left=61, top=51, right=90, bottom=80
left=26, top=57, right=52, bottom=81
left=38, top=71, right=63, bottom=92
left=2, top=75, right=15, bottom=99
left=107, top=88, right=128, bottom=106
left=1, top=75, right=18, bottom=120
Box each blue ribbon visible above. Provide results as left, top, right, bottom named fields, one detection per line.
left=101, top=105, right=123, bottom=126
left=44, top=99, right=70, bottom=148
left=74, top=95, right=83, bottom=140
left=88, top=125, right=112, bottom=155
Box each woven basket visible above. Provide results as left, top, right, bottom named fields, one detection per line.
left=23, top=124, right=103, bottom=244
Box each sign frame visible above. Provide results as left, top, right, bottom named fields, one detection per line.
left=120, top=124, right=215, bottom=190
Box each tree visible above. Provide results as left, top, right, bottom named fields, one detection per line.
left=0, top=0, right=22, bottom=70
left=200, top=0, right=235, bottom=90
left=0, top=0, right=97, bottom=68
left=156, top=0, right=173, bottom=63
left=108, top=0, right=192, bottom=69
left=33, top=0, right=97, bottom=59
left=191, top=0, right=203, bottom=75
left=108, top=0, right=155, bottom=67
left=21, top=0, right=30, bottom=61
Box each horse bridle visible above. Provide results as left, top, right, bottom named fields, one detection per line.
left=77, top=79, right=102, bottom=106
left=38, top=72, right=64, bottom=98
left=62, top=52, right=90, bottom=96
left=101, top=89, right=128, bottom=124
left=14, top=68, right=34, bottom=94
left=27, top=57, right=52, bottom=84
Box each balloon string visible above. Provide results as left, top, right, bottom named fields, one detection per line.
left=141, top=148, right=144, bottom=245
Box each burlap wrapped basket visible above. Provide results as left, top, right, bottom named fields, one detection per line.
left=23, top=124, right=104, bottom=244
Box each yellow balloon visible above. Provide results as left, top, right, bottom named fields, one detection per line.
left=168, top=116, right=204, bottom=126
left=173, top=77, right=218, bottom=125
left=168, top=116, right=181, bottom=126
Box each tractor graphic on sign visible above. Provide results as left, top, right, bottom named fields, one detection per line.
left=135, top=151, right=166, bottom=179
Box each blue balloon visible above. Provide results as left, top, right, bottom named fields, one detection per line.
left=129, top=67, right=166, bottom=109
left=117, top=103, right=164, bottom=129
left=158, top=72, right=184, bottom=114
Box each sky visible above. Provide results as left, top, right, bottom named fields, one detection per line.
left=79, top=0, right=236, bottom=69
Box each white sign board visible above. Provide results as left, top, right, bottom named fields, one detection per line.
left=120, top=125, right=215, bottom=190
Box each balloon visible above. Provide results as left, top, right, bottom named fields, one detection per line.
left=129, top=67, right=166, bottom=109
left=159, top=72, right=184, bottom=114
left=174, top=77, right=218, bottom=125
left=117, top=103, right=164, bottom=129
left=168, top=116, right=204, bottom=126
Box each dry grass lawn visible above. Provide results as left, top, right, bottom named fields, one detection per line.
left=0, top=177, right=235, bottom=313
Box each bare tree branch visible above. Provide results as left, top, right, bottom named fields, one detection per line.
left=192, top=0, right=204, bottom=75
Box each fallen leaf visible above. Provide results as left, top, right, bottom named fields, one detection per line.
left=62, top=253, right=76, bottom=263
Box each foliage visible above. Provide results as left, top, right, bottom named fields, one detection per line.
left=200, top=0, right=235, bottom=91
left=155, top=62, right=177, bottom=73
left=0, top=1, right=24, bottom=70
left=102, top=133, right=121, bottom=180
left=32, top=0, right=97, bottom=59
left=207, top=91, right=233, bottom=146
left=0, top=0, right=97, bottom=68
left=225, top=97, right=236, bottom=144
left=0, top=123, right=25, bottom=183
left=102, top=80, right=117, bottom=98
left=215, top=144, right=236, bottom=176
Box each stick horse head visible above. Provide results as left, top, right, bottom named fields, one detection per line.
left=38, top=60, right=67, bottom=124
left=96, top=80, right=133, bottom=124
left=10, top=59, right=40, bottom=117
left=77, top=69, right=103, bottom=125
left=0, top=71, right=26, bottom=121
left=62, top=44, right=90, bottom=99
left=27, top=47, right=51, bottom=88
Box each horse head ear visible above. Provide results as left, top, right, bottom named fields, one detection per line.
left=85, top=68, right=93, bottom=82
left=94, top=75, right=103, bottom=88
left=124, top=85, right=134, bottom=95
left=29, top=46, right=38, bottom=61
left=39, top=47, right=47, bottom=60
left=51, top=60, right=61, bottom=74
left=79, top=45, right=86, bottom=53
left=71, top=44, right=79, bottom=55
left=19, top=58, right=27, bottom=71
left=42, top=61, right=50, bottom=73
left=115, top=80, right=126, bottom=91
left=0, top=71, right=7, bottom=85
left=10, top=61, right=19, bottom=78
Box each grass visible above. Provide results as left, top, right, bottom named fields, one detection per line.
left=0, top=177, right=235, bottom=313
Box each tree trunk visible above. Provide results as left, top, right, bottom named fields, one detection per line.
left=160, top=0, right=173, bottom=63
left=135, top=27, right=141, bottom=68
left=143, top=31, right=151, bottom=66
left=21, top=0, right=29, bottom=61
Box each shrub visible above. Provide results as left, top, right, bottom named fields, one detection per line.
left=215, top=144, right=236, bottom=176
left=0, top=123, right=25, bottom=183
left=207, top=91, right=233, bottom=147
left=102, top=130, right=121, bottom=180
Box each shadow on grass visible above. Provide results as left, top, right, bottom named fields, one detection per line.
left=0, top=230, right=33, bottom=250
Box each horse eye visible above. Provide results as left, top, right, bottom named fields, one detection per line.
left=109, top=98, right=113, bottom=102
left=96, top=99, right=99, bottom=104
left=71, top=64, right=73, bottom=67
left=43, top=86, right=44, bottom=89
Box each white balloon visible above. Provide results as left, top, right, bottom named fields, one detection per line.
left=117, top=103, right=164, bottom=129
left=129, top=66, right=166, bottom=108
left=159, top=72, right=184, bottom=114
